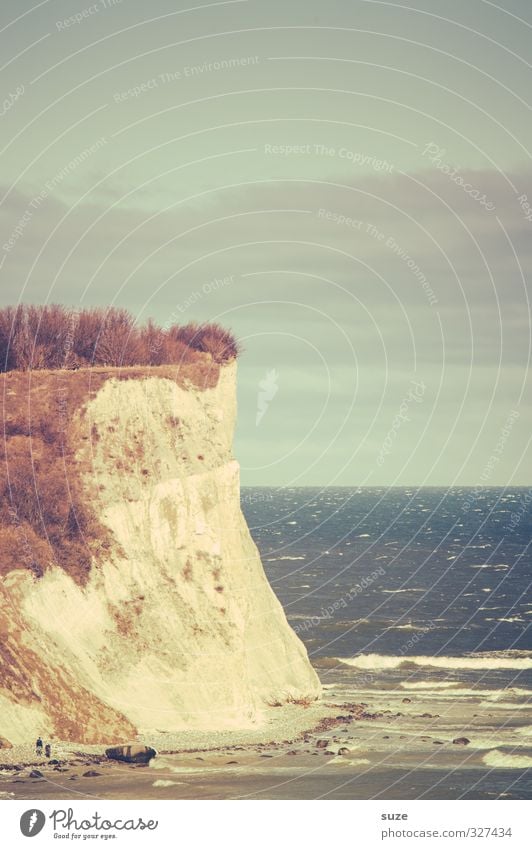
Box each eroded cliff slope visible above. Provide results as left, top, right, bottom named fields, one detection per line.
left=0, top=362, right=320, bottom=744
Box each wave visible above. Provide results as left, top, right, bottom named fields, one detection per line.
left=483, top=750, right=532, bottom=768
left=336, top=653, right=532, bottom=671
left=382, top=589, right=426, bottom=594
left=152, top=779, right=184, bottom=787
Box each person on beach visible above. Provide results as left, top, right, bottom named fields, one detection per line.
left=36, top=737, right=43, bottom=756
left=44, top=743, right=51, bottom=759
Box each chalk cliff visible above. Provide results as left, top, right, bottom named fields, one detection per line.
left=0, top=362, right=320, bottom=744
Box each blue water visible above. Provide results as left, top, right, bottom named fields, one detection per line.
left=242, top=487, right=532, bottom=686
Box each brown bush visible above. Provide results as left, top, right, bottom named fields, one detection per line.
left=0, top=305, right=236, bottom=585
left=0, top=524, right=54, bottom=578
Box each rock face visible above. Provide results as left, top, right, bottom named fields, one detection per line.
left=0, top=362, right=320, bottom=743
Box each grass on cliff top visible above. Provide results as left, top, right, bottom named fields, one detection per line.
left=0, top=307, right=239, bottom=586
left=0, top=305, right=241, bottom=372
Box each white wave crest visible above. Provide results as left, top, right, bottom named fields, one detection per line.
left=483, top=750, right=532, bottom=768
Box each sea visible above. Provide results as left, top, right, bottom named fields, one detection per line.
left=240, top=486, right=532, bottom=799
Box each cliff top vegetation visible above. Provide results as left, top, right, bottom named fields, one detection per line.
left=0, top=305, right=241, bottom=372
left=0, top=306, right=240, bottom=586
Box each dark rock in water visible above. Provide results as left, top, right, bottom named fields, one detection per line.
left=83, top=770, right=102, bottom=777
left=68, top=776, right=78, bottom=780
left=49, top=759, right=60, bottom=765
left=324, top=750, right=335, bottom=755
left=453, top=737, right=470, bottom=745
left=433, top=741, right=444, bottom=745
left=402, top=698, right=412, bottom=703
left=105, top=744, right=157, bottom=764
left=316, top=739, right=329, bottom=748
left=29, top=770, right=43, bottom=778
left=338, top=747, right=350, bottom=755
left=383, top=735, right=390, bottom=739
left=260, top=754, right=273, bottom=758
left=226, top=761, right=238, bottom=765
left=420, top=713, right=433, bottom=718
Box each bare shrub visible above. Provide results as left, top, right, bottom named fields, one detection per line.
left=0, top=306, right=240, bottom=371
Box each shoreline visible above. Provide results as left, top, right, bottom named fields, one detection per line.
left=2, top=671, right=532, bottom=800
left=0, top=700, right=353, bottom=773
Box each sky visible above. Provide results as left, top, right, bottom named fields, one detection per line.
left=0, top=0, right=531, bottom=486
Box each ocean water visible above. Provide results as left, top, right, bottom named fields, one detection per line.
left=242, top=486, right=531, bottom=662
left=240, top=486, right=532, bottom=798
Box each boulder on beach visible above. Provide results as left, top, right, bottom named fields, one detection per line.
left=0, top=736, right=13, bottom=749
left=452, top=737, right=470, bottom=746
left=105, top=744, right=157, bottom=764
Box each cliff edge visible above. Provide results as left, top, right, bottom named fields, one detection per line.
left=0, top=362, right=320, bottom=744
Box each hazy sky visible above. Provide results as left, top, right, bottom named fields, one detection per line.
left=1, top=0, right=531, bottom=485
